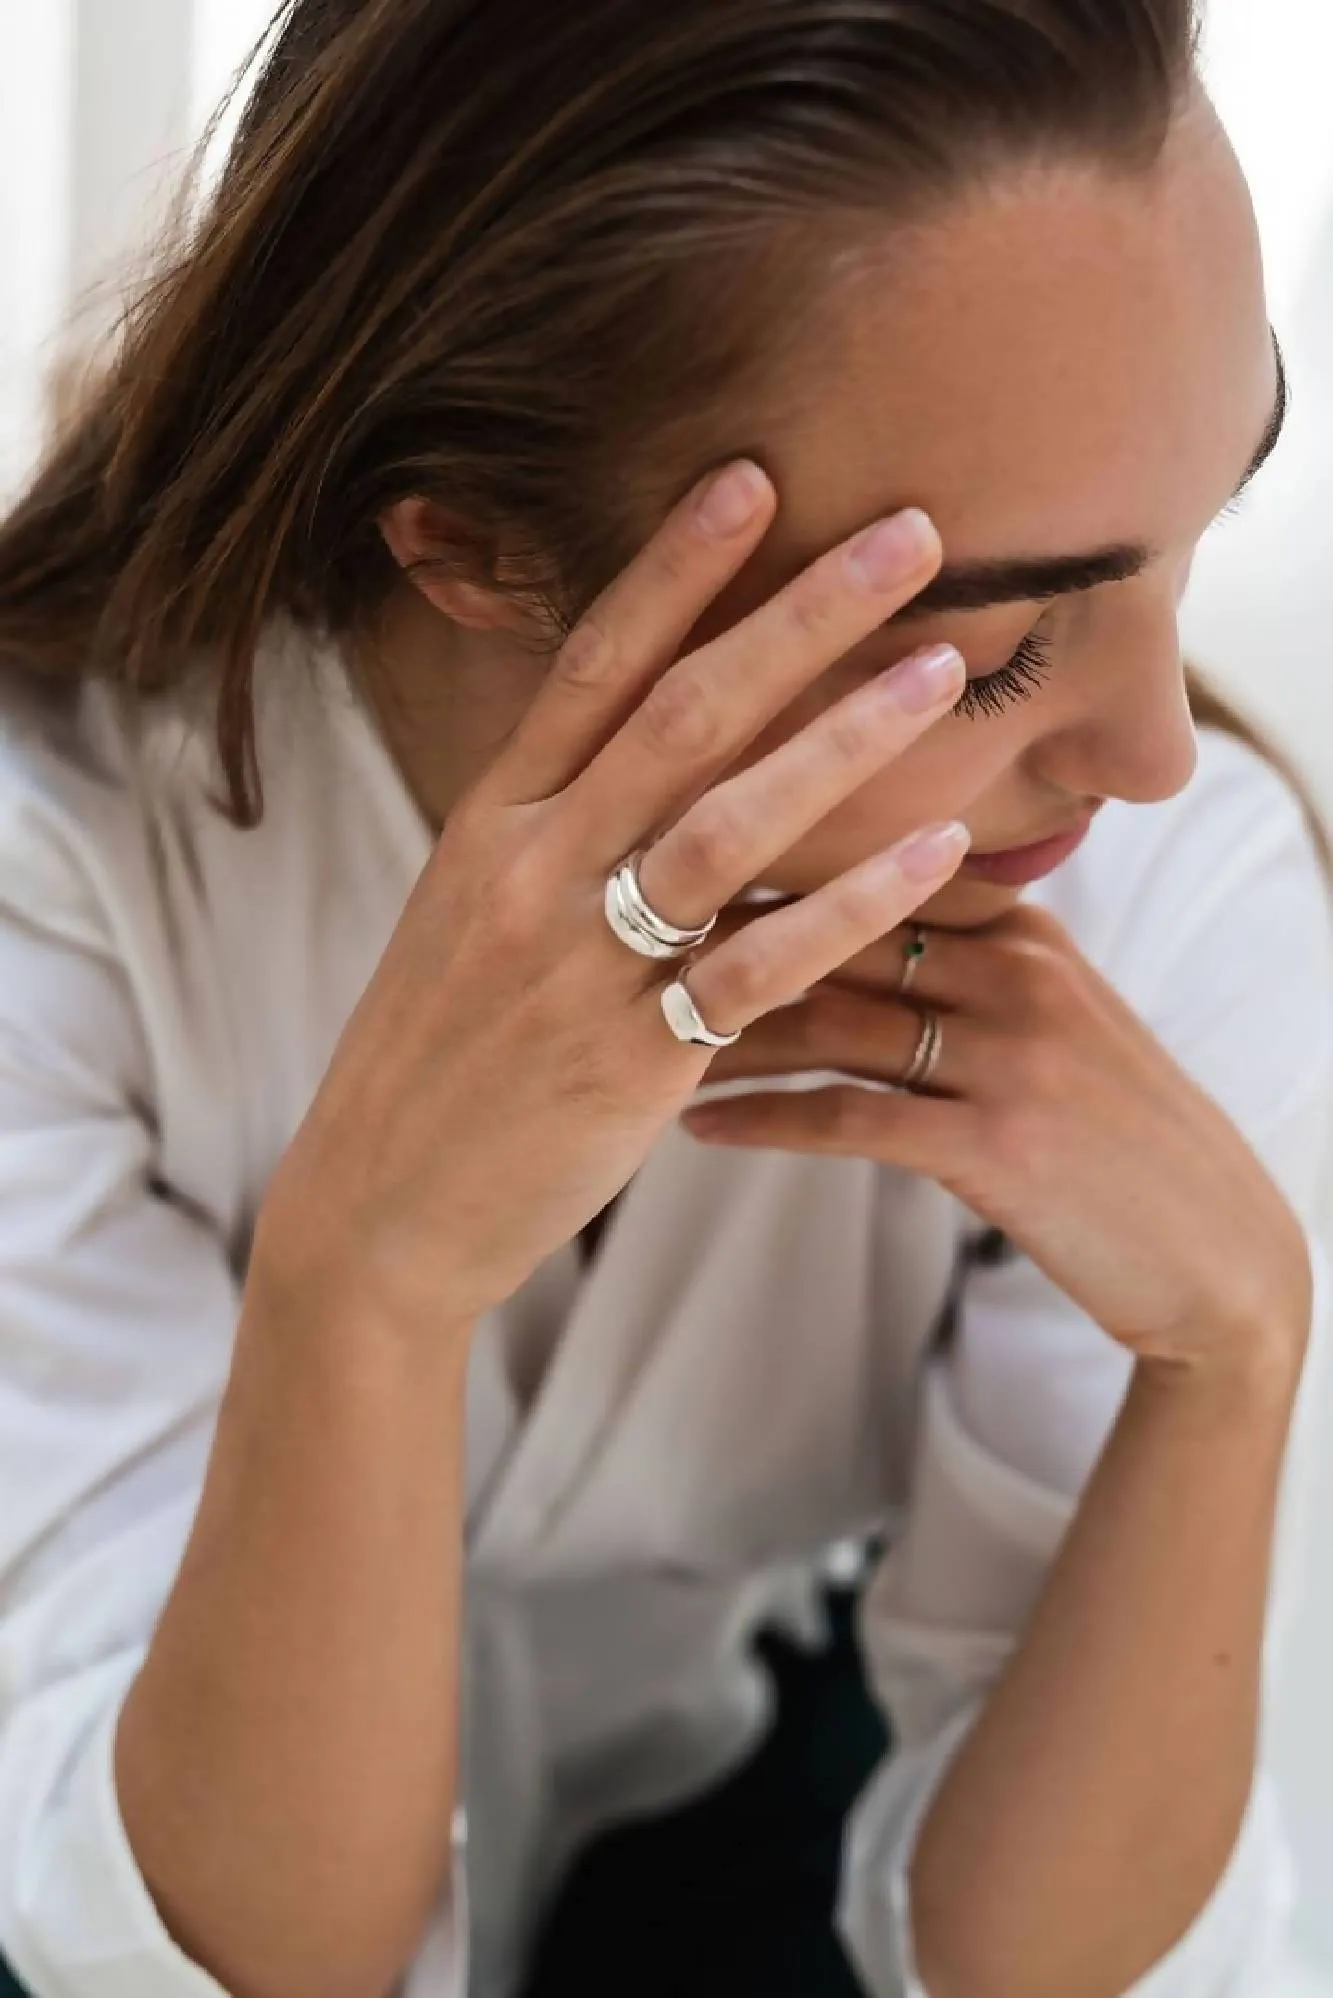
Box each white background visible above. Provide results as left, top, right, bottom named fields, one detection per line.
left=3, top=0, right=1333, bottom=1981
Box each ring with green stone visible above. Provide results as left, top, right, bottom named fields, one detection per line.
left=899, top=925, right=929, bottom=995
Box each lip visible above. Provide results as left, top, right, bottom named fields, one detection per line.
left=960, top=814, right=1097, bottom=887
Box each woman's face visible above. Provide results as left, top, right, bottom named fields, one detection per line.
left=668, top=98, right=1280, bottom=931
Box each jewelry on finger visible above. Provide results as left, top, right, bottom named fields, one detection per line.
left=604, top=850, right=719, bottom=962
left=898, top=1008, right=944, bottom=1091
left=661, top=973, right=741, bottom=1049
left=899, top=924, right=929, bottom=995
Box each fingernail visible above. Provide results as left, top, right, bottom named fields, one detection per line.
left=894, top=820, right=972, bottom=882
left=845, top=508, right=939, bottom=590
left=696, top=460, right=767, bottom=537
left=885, top=645, right=965, bottom=715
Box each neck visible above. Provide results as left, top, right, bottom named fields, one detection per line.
left=346, top=586, right=547, bottom=833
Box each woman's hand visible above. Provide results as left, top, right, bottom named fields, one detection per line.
left=685, top=902, right=1313, bottom=1379
left=257, top=463, right=974, bottom=1335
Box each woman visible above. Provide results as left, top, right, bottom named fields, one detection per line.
left=0, top=1, right=1329, bottom=1994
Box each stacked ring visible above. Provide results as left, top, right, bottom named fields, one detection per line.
left=604, top=850, right=718, bottom=961
left=899, top=1010, right=945, bottom=1091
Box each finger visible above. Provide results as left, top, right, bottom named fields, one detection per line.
left=704, top=985, right=979, bottom=1097
left=703, top=908, right=923, bottom=1006
left=636, top=642, right=965, bottom=929
left=822, top=927, right=924, bottom=999
left=823, top=923, right=971, bottom=1006
left=707, top=908, right=997, bottom=1013
left=675, top=819, right=971, bottom=1038
left=825, top=910, right=1077, bottom=1022
left=482, top=460, right=777, bottom=805
left=680, top=1082, right=981, bottom=1183
left=565, top=506, right=945, bottom=868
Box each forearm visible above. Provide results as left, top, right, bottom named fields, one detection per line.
left=116, top=1242, right=474, bottom=1998
left=910, top=1324, right=1306, bottom=1998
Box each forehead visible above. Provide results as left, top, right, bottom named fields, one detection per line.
left=751, top=107, right=1273, bottom=572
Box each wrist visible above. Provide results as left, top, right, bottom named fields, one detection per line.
left=246, top=1205, right=480, bottom=1371
left=1135, top=1315, right=1308, bottom=1425
left=1135, top=1229, right=1312, bottom=1414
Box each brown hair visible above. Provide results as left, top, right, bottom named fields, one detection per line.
left=0, top=0, right=1325, bottom=866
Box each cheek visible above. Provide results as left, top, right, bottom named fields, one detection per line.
left=826, top=710, right=1029, bottom=838
left=824, top=729, right=987, bottom=836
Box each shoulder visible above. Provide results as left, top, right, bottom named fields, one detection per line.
left=0, top=672, right=144, bottom=954
left=0, top=633, right=396, bottom=948
left=0, top=642, right=431, bottom=1143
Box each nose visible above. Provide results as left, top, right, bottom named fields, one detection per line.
left=1034, top=585, right=1199, bottom=809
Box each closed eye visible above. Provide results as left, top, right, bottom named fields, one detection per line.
left=952, top=627, right=1055, bottom=721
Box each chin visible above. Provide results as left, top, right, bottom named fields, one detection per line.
left=913, top=873, right=1024, bottom=931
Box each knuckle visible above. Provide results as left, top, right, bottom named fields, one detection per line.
left=704, top=944, right=771, bottom=1021
left=1010, top=902, right=1067, bottom=945
left=480, top=849, right=549, bottom=955
left=484, top=891, right=539, bottom=960
left=822, top=702, right=873, bottom=767
left=555, top=614, right=620, bottom=692
left=1009, top=942, right=1080, bottom=1019
left=787, top=573, right=839, bottom=641
left=637, top=668, right=719, bottom=760
left=668, top=801, right=747, bottom=889
left=828, top=870, right=884, bottom=930
left=815, top=1088, right=869, bottom=1143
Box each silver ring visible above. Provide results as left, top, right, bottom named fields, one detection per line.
left=899, top=925, right=929, bottom=995
left=661, top=975, right=741, bottom=1049
left=898, top=1009, right=944, bottom=1091
left=604, top=850, right=719, bottom=962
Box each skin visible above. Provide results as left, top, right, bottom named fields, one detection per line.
left=367, top=105, right=1273, bottom=926
left=116, top=97, right=1312, bottom=1998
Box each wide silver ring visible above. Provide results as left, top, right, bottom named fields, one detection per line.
left=898, top=1009, right=944, bottom=1091
left=604, top=850, right=719, bottom=962
left=661, top=975, right=741, bottom=1049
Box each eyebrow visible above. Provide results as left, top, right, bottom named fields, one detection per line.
left=898, top=333, right=1290, bottom=620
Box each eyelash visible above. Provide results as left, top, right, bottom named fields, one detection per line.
left=952, top=628, right=1055, bottom=721
left=942, top=471, right=1254, bottom=726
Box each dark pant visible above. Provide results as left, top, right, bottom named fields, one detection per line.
left=517, top=1585, right=887, bottom=1998
left=0, top=1590, right=886, bottom=1998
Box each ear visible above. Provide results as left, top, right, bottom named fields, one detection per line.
left=379, top=497, right=536, bottom=635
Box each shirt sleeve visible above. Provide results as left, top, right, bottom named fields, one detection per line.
left=0, top=758, right=248, bottom=1994
left=838, top=736, right=1333, bottom=1997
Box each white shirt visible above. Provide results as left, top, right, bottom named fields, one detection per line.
left=0, top=636, right=1330, bottom=1998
